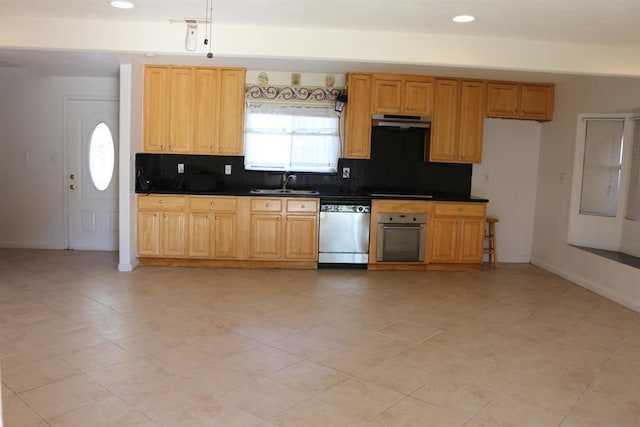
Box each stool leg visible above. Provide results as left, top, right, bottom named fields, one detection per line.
left=491, top=223, right=498, bottom=268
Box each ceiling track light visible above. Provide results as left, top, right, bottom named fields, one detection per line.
left=204, top=0, right=214, bottom=58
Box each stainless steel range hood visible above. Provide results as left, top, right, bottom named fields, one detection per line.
left=372, top=114, right=431, bottom=129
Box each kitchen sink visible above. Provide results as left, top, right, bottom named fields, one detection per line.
left=250, top=188, right=320, bottom=195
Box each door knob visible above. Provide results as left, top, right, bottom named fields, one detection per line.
left=69, top=184, right=77, bottom=190
left=69, top=174, right=76, bottom=180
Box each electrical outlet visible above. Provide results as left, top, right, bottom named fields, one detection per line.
left=178, top=163, right=185, bottom=174
left=342, top=167, right=351, bottom=179
left=225, top=164, right=232, bottom=175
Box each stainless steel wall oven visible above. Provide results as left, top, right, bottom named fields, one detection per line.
left=376, top=213, right=427, bottom=262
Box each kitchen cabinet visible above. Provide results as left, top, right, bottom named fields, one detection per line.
left=373, top=74, right=433, bottom=116
left=429, top=79, right=485, bottom=163
left=249, top=198, right=318, bottom=261
left=143, top=66, right=194, bottom=153
left=137, top=195, right=187, bottom=257
left=144, top=65, right=246, bottom=155
left=431, top=203, right=486, bottom=263
left=188, top=196, right=239, bottom=259
left=344, top=73, right=373, bottom=159
left=486, top=82, right=554, bottom=121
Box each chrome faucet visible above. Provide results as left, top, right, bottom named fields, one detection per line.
left=282, top=172, right=297, bottom=190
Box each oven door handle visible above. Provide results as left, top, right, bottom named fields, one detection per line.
left=379, top=224, right=425, bottom=229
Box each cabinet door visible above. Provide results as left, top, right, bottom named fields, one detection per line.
left=431, top=217, right=458, bottom=263
left=137, top=211, right=161, bottom=256
left=457, top=81, right=485, bottom=163
left=214, top=213, right=238, bottom=259
left=250, top=214, right=282, bottom=259
left=458, top=218, right=485, bottom=262
left=218, top=69, right=245, bottom=155
left=168, top=67, right=194, bottom=153
left=285, top=215, right=318, bottom=260
left=143, top=67, right=169, bottom=152
left=162, top=211, right=186, bottom=257
left=429, top=79, right=459, bottom=162
left=486, top=82, right=519, bottom=118
left=344, top=73, right=373, bottom=159
left=520, top=84, right=554, bottom=121
left=373, top=79, right=402, bottom=114
left=193, top=68, right=219, bottom=154
left=404, top=79, right=433, bottom=116
left=188, top=212, right=211, bottom=257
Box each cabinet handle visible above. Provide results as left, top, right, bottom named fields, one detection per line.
left=154, top=213, right=158, bottom=217
left=218, top=147, right=223, bottom=152
left=301, top=204, right=305, bottom=208
left=169, top=145, right=174, bottom=151
left=215, top=216, right=219, bottom=220
left=453, top=220, right=457, bottom=224
left=278, top=216, right=282, bottom=221
left=210, top=201, right=215, bottom=206
left=265, top=203, right=271, bottom=207
left=160, top=144, right=165, bottom=149
left=163, top=213, right=167, bottom=218
left=209, top=145, right=214, bottom=150
left=159, top=200, right=164, bottom=204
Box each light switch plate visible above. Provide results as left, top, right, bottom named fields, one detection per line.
left=225, top=164, right=232, bottom=175
left=342, top=167, right=350, bottom=179
left=178, top=163, right=185, bottom=174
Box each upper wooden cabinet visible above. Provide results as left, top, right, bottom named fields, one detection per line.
left=486, top=82, right=554, bottom=121
left=143, top=65, right=246, bottom=155
left=373, top=74, right=433, bottom=116
left=429, top=79, right=485, bottom=164
left=143, top=66, right=193, bottom=153
left=344, top=73, right=373, bottom=159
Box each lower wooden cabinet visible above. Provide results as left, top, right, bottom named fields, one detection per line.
left=249, top=198, right=319, bottom=261
left=137, top=195, right=187, bottom=257
left=431, top=203, right=486, bottom=263
left=187, top=196, right=238, bottom=259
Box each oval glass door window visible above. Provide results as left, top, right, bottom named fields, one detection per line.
left=88, top=122, right=115, bottom=191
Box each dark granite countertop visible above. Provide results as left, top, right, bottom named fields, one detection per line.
left=135, top=187, right=488, bottom=203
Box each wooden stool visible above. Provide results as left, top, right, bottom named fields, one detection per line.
left=484, top=217, right=499, bottom=268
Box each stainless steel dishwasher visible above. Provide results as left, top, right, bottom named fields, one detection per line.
left=318, top=198, right=371, bottom=266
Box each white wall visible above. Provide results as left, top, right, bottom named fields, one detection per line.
left=471, top=119, right=541, bottom=263
left=0, top=67, right=118, bottom=249
left=532, top=75, right=640, bottom=311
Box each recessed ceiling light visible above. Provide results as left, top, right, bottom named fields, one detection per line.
left=110, top=1, right=135, bottom=9
left=453, top=15, right=475, bottom=23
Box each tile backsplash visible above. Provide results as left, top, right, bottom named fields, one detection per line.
left=136, top=127, right=472, bottom=197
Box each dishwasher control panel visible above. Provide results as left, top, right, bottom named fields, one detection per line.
left=321, top=204, right=371, bottom=213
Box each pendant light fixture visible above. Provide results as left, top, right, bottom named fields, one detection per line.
left=204, top=0, right=214, bottom=58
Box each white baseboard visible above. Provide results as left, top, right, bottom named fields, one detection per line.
left=531, top=256, right=640, bottom=313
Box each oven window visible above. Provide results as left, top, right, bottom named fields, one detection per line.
left=380, top=227, right=422, bottom=262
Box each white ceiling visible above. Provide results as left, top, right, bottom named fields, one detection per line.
left=1, top=0, right=639, bottom=78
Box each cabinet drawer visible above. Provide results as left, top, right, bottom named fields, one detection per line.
left=138, top=195, right=186, bottom=210
left=251, top=198, right=282, bottom=212
left=190, top=197, right=237, bottom=211
left=435, top=203, right=486, bottom=217
left=286, top=199, right=318, bottom=213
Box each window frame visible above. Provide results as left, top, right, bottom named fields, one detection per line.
left=568, top=114, right=635, bottom=250
left=243, top=103, right=341, bottom=173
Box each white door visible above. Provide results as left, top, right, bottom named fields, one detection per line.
left=66, top=98, right=119, bottom=251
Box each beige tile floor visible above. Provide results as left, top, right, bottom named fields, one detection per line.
left=1, top=249, right=639, bottom=426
